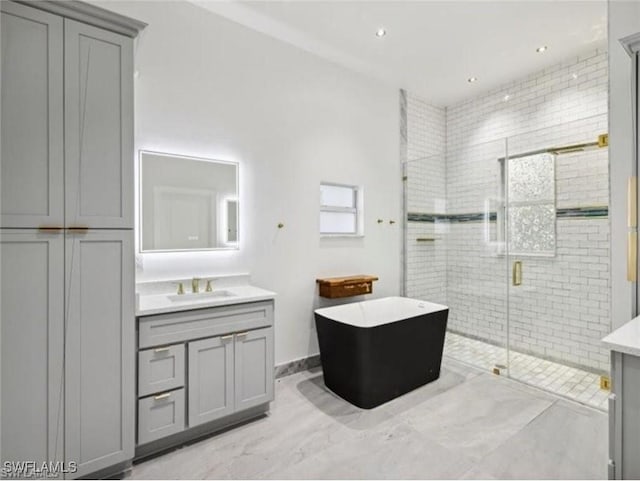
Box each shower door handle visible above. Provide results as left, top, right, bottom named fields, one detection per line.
left=512, top=261, right=522, bottom=286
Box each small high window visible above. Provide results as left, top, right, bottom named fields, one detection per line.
left=319, top=183, right=362, bottom=236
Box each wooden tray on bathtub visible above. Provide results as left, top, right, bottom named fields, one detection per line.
left=316, top=275, right=379, bottom=299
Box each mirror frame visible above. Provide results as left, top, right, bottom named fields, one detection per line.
left=138, top=150, right=240, bottom=253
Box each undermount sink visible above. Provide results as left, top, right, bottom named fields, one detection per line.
left=167, top=290, right=236, bottom=302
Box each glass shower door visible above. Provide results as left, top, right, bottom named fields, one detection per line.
left=505, top=114, right=611, bottom=409
left=437, top=139, right=510, bottom=374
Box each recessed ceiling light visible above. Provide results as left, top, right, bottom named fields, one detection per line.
left=467, top=77, right=477, bottom=83
left=536, top=45, right=548, bottom=53
left=376, top=28, right=386, bottom=38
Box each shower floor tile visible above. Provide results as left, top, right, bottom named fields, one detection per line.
left=443, top=332, right=609, bottom=411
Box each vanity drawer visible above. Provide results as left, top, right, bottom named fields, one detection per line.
left=138, top=300, right=274, bottom=348
left=138, top=388, right=185, bottom=445
left=138, top=344, right=185, bottom=397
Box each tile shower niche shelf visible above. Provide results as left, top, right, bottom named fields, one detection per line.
left=316, top=275, right=379, bottom=298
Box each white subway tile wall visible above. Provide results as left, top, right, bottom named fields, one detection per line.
left=405, top=94, right=447, bottom=305
left=405, top=49, right=610, bottom=373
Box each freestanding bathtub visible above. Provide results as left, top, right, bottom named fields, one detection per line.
left=314, top=296, right=448, bottom=409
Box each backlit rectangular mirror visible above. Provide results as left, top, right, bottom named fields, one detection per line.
left=139, top=151, right=239, bottom=252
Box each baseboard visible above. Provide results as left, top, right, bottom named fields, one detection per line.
left=274, top=354, right=321, bottom=378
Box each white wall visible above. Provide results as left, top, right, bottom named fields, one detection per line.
left=93, top=0, right=402, bottom=365
left=609, top=1, right=640, bottom=330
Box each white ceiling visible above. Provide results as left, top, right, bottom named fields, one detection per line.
left=194, top=1, right=607, bottom=106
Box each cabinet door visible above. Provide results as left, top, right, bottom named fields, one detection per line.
left=188, top=336, right=234, bottom=427
left=1, top=230, right=64, bottom=467
left=64, top=19, right=133, bottom=229
left=234, top=328, right=274, bottom=411
left=1, top=2, right=63, bottom=228
left=65, top=230, right=134, bottom=478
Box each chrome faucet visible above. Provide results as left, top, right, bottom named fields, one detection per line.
left=192, top=277, right=200, bottom=293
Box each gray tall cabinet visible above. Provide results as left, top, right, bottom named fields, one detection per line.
left=0, top=1, right=144, bottom=478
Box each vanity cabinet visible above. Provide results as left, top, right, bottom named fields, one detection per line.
left=136, top=301, right=275, bottom=453
left=602, top=316, right=640, bottom=479
left=607, top=349, right=640, bottom=479
left=1, top=1, right=144, bottom=478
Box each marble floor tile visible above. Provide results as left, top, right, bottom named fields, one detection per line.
left=403, top=373, right=554, bottom=461
left=460, top=400, right=607, bottom=480
left=271, top=423, right=475, bottom=480
left=130, top=359, right=607, bottom=480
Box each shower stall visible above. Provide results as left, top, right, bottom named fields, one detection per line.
left=403, top=113, right=611, bottom=410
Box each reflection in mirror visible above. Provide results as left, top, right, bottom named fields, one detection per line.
left=140, top=151, right=239, bottom=251
left=225, top=199, right=238, bottom=244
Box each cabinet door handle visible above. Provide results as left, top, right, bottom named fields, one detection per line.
left=236, top=332, right=248, bottom=338
left=629, top=176, right=637, bottom=229
left=154, top=392, right=171, bottom=401
left=38, top=226, right=63, bottom=233
left=220, top=335, right=233, bottom=341
left=67, top=226, right=89, bottom=234
left=628, top=176, right=638, bottom=282
left=154, top=347, right=170, bottom=354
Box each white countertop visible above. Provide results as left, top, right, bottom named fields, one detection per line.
left=602, top=316, right=640, bottom=357
left=136, top=276, right=276, bottom=316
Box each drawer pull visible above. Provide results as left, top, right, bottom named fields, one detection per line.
left=236, top=332, right=249, bottom=338
left=154, top=347, right=170, bottom=354
left=154, top=392, right=171, bottom=401
left=220, top=335, right=233, bottom=341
